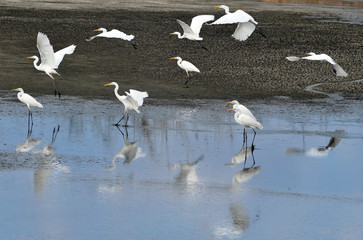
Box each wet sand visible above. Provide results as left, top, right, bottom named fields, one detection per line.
left=0, top=1, right=362, bottom=100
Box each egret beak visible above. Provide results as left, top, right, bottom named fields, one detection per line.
left=27, top=56, right=33, bottom=59
left=226, top=108, right=235, bottom=111
left=214, top=5, right=221, bottom=8
left=94, top=28, right=101, bottom=32
left=104, top=83, right=111, bottom=86
left=10, top=88, right=18, bottom=92
left=226, top=101, right=233, bottom=104
left=169, top=33, right=175, bottom=35
left=170, top=57, right=176, bottom=59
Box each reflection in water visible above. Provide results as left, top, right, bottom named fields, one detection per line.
left=213, top=203, right=250, bottom=239
left=106, top=126, right=146, bottom=170
left=171, top=155, right=204, bottom=187
left=285, top=130, right=345, bottom=157
left=32, top=126, right=70, bottom=193
left=226, top=145, right=254, bottom=168
left=233, top=166, right=262, bottom=185
left=16, top=137, right=42, bottom=153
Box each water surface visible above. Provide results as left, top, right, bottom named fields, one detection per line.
left=1, top=92, right=362, bottom=239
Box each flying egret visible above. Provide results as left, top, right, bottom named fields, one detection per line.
left=286, top=52, right=348, bottom=77
left=104, top=82, right=148, bottom=126
left=227, top=106, right=262, bottom=160
left=87, top=28, right=137, bottom=49
left=27, top=32, right=76, bottom=98
left=170, top=14, right=214, bottom=50
left=11, top=88, right=43, bottom=134
left=211, top=5, right=266, bottom=41
left=170, top=56, right=200, bottom=87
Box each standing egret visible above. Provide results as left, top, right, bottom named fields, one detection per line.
left=227, top=100, right=256, bottom=146
left=227, top=106, right=262, bottom=160
left=286, top=52, right=348, bottom=77
left=11, top=88, right=43, bottom=135
left=211, top=5, right=266, bottom=41
left=170, top=56, right=200, bottom=87
left=27, top=32, right=76, bottom=98
left=87, top=28, right=137, bottom=49
left=104, top=82, right=148, bottom=127
left=170, top=14, right=214, bottom=50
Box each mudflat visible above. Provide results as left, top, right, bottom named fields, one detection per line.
left=0, top=2, right=362, bottom=100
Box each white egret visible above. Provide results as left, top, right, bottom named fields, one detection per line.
left=87, top=28, right=137, bottom=49
left=227, top=106, right=262, bottom=160
left=104, top=82, right=148, bottom=126
left=170, top=15, right=214, bottom=50
left=11, top=88, right=43, bottom=132
left=170, top=56, right=200, bottom=87
left=286, top=52, right=348, bottom=77
left=211, top=5, right=266, bottom=41
left=27, top=32, right=76, bottom=98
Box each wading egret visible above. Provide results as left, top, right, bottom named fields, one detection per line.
left=211, top=5, right=265, bottom=41
left=27, top=32, right=76, bottom=98
left=87, top=28, right=137, bottom=49
left=11, top=88, right=43, bottom=134
left=170, top=15, right=214, bottom=50
left=170, top=56, right=200, bottom=87
left=104, top=82, right=148, bottom=126
left=286, top=52, right=348, bottom=77
left=227, top=106, right=262, bottom=160
left=227, top=100, right=257, bottom=147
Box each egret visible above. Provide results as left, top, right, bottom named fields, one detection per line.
left=210, top=5, right=266, bottom=41
left=27, top=32, right=76, bottom=98
left=104, top=82, right=148, bottom=126
left=11, top=88, right=43, bottom=134
left=227, top=100, right=257, bottom=146
left=170, top=56, right=200, bottom=87
left=87, top=28, right=137, bottom=49
left=170, top=14, right=214, bottom=50
left=286, top=52, right=348, bottom=77
left=227, top=106, right=262, bottom=160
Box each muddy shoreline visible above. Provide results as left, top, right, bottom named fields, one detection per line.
left=0, top=6, right=362, bottom=100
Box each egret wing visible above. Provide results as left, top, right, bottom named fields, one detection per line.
left=286, top=56, right=301, bottom=62
left=332, top=64, right=348, bottom=77
left=54, top=44, right=76, bottom=68
left=36, top=32, right=56, bottom=68
left=190, top=15, right=215, bottom=35
left=107, top=29, right=135, bottom=41
left=181, top=60, right=200, bottom=73
left=176, top=19, right=194, bottom=35
left=212, top=10, right=251, bottom=25
left=232, top=22, right=256, bottom=41
left=128, top=89, right=149, bottom=107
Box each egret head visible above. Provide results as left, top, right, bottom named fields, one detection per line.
left=27, top=56, right=37, bottom=60
left=11, top=88, right=22, bottom=92
left=104, top=82, right=116, bottom=87
left=306, top=52, right=316, bottom=56
left=226, top=100, right=239, bottom=105
left=94, top=28, right=107, bottom=32
left=170, top=56, right=181, bottom=60
left=215, top=5, right=229, bottom=12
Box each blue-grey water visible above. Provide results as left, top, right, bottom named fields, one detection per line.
left=0, top=91, right=362, bottom=240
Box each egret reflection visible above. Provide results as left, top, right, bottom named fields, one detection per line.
left=226, top=144, right=255, bottom=168
left=171, top=155, right=204, bottom=186
left=33, top=125, right=70, bottom=193
left=285, top=130, right=344, bottom=157
left=106, top=126, right=146, bottom=170
left=16, top=136, right=41, bottom=153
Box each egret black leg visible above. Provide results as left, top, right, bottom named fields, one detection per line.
left=198, top=41, right=208, bottom=51
left=130, top=42, right=137, bottom=49
left=53, top=80, right=61, bottom=99
left=244, top=127, right=248, bottom=161
left=251, top=129, right=257, bottom=148
left=115, top=114, right=125, bottom=126
left=123, top=114, right=130, bottom=127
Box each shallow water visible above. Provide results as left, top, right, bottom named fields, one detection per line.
left=1, top=91, right=362, bottom=239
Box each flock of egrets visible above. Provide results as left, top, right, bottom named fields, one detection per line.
left=11, top=5, right=348, bottom=161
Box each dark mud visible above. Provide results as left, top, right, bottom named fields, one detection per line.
left=0, top=7, right=362, bottom=100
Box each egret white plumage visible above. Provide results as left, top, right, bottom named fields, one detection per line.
left=104, top=82, right=148, bottom=126
left=227, top=105, right=262, bottom=160
left=286, top=52, right=348, bottom=77
left=170, top=56, right=200, bottom=87
left=87, top=28, right=137, bottom=49
left=170, top=14, right=214, bottom=50
left=11, top=88, right=43, bottom=134
left=211, top=5, right=265, bottom=41
left=27, top=32, right=76, bottom=98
